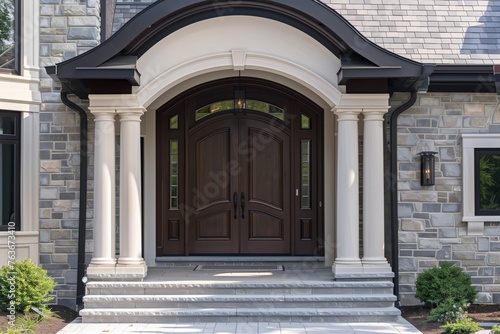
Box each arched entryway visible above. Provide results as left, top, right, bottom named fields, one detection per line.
left=47, top=0, right=427, bottom=278
left=156, top=78, right=323, bottom=256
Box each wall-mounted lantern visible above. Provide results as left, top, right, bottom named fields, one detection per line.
left=419, top=151, right=437, bottom=186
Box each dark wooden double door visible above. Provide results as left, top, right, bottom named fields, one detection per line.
left=189, top=114, right=290, bottom=254
left=157, top=79, right=322, bottom=256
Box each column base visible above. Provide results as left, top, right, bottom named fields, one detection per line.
left=87, top=263, right=118, bottom=279
left=116, top=262, right=148, bottom=279
left=333, top=259, right=393, bottom=279
left=362, top=259, right=393, bottom=274
left=332, top=260, right=364, bottom=276
left=87, top=263, right=148, bottom=280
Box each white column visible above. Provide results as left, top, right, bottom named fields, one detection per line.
left=116, top=108, right=147, bottom=277
left=332, top=108, right=363, bottom=275
left=362, top=108, right=392, bottom=273
left=87, top=109, right=117, bottom=276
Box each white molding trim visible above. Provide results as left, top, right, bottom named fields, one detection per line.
left=21, top=112, right=39, bottom=232
left=137, top=51, right=342, bottom=109
left=334, top=93, right=390, bottom=110
left=89, top=94, right=142, bottom=108
left=462, top=134, right=500, bottom=235
left=231, top=49, right=247, bottom=71
left=0, top=232, right=39, bottom=266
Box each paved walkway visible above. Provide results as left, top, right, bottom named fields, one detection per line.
left=58, top=317, right=422, bottom=333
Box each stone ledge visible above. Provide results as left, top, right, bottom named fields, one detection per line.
left=85, top=280, right=394, bottom=289
left=83, top=294, right=397, bottom=303
left=80, top=306, right=401, bottom=317
left=333, top=273, right=395, bottom=281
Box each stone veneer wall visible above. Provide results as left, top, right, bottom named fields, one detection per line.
left=39, top=0, right=100, bottom=310
left=112, top=0, right=153, bottom=33
left=397, top=92, right=500, bottom=305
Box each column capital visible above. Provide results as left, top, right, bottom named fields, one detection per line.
left=333, top=108, right=360, bottom=121
left=362, top=108, right=389, bottom=122
left=117, top=107, right=146, bottom=122
left=89, top=108, right=116, bottom=121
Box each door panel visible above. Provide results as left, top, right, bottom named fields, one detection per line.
left=249, top=211, right=284, bottom=239
left=248, top=130, right=283, bottom=209
left=188, top=118, right=239, bottom=254
left=195, top=130, right=231, bottom=209
left=197, top=212, right=232, bottom=239
left=240, top=117, right=290, bottom=254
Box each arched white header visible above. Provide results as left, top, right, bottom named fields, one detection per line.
left=135, top=16, right=342, bottom=109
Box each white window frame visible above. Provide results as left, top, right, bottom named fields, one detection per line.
left=0, top=0, right=40, bottom=266
left=462, top=134, right=500, bottom=235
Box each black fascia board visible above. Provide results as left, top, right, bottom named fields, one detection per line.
left=339, top=66, right=404, bottom=83
left=74, top=67, right=140, bottom=85
left=46, top=0, right=425, bottom=99
left=428, top=64, right=496, bottom=93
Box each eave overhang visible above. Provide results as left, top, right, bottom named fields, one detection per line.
left=46, top=0, right=435, bottom=99
left=428, top=65, right=497, bottom=93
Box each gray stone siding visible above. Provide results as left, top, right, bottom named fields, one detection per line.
left=397, top=92, right=500, bottom=306
left=112, top=1, right=153, bottom=34
left=324, top=0, right=500, bottom=65
left=39, top=0, right=100, bottom=310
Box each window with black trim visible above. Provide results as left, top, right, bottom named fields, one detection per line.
left=0, top=111, right=20, bottom=231
left=475, top=148, right=500, bottom=216
left=0, top=0, right=18, bottom=71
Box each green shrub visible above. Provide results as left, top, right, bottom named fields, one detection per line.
left=415, top=262, right=477, bottom=308
left=0, top=259, right=56, bottom=313
left=492, top=324, right=500, bottom=334
left=440, top=317, right=482, bottom=334
left=427, top=298, right=469, bottom=323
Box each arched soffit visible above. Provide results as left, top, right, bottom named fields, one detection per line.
left=46, top=0, right=429, bottom=99
left=136, top=16, right=342, bottom=108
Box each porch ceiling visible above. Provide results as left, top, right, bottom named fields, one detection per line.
left=46, top=0, right=431, bottom=99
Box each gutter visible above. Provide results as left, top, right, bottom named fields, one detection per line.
left=389, top=91, right=417, bottom=309
left=60, top=91, right=88, bottom=311
left=389, top=64, right=435, bottom=308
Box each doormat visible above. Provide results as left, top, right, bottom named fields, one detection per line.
left=194, top=265, right=284, bottom=271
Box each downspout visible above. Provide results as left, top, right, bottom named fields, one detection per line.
left=60, top=91, right=88, bottom=312
left=390, top=64, right=435, bottom=308
left=389, top=91, right=417, bottom=309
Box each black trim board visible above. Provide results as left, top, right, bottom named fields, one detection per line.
left=429, top=65, right=497, bottom=93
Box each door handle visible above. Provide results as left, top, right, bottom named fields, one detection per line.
left=241, top=192, right=245, bottom=219
left=233, top=192, right=238, bottom=219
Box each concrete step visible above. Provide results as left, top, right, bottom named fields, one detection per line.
left=83, top=294, right=397, bottom=309
left=85, top=281, right=394, bottom=296
left=82, top=273, right=399, bottom=324
left=80, top=306, right=402, bottom=323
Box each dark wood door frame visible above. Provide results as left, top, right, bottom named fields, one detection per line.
left=156, top=78, right=324, bottom=256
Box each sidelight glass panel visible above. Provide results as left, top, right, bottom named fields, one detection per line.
left=301, top=114, right=311, bottom=129
left=0, top=143, right=14, bottom=227
left=169, top=115, right=178, bottom=130
left=170, top=140, right=179, bottom=209
left=301, top=140, right=311, bottom=209
left=475, top=149, right=500, bottom=215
